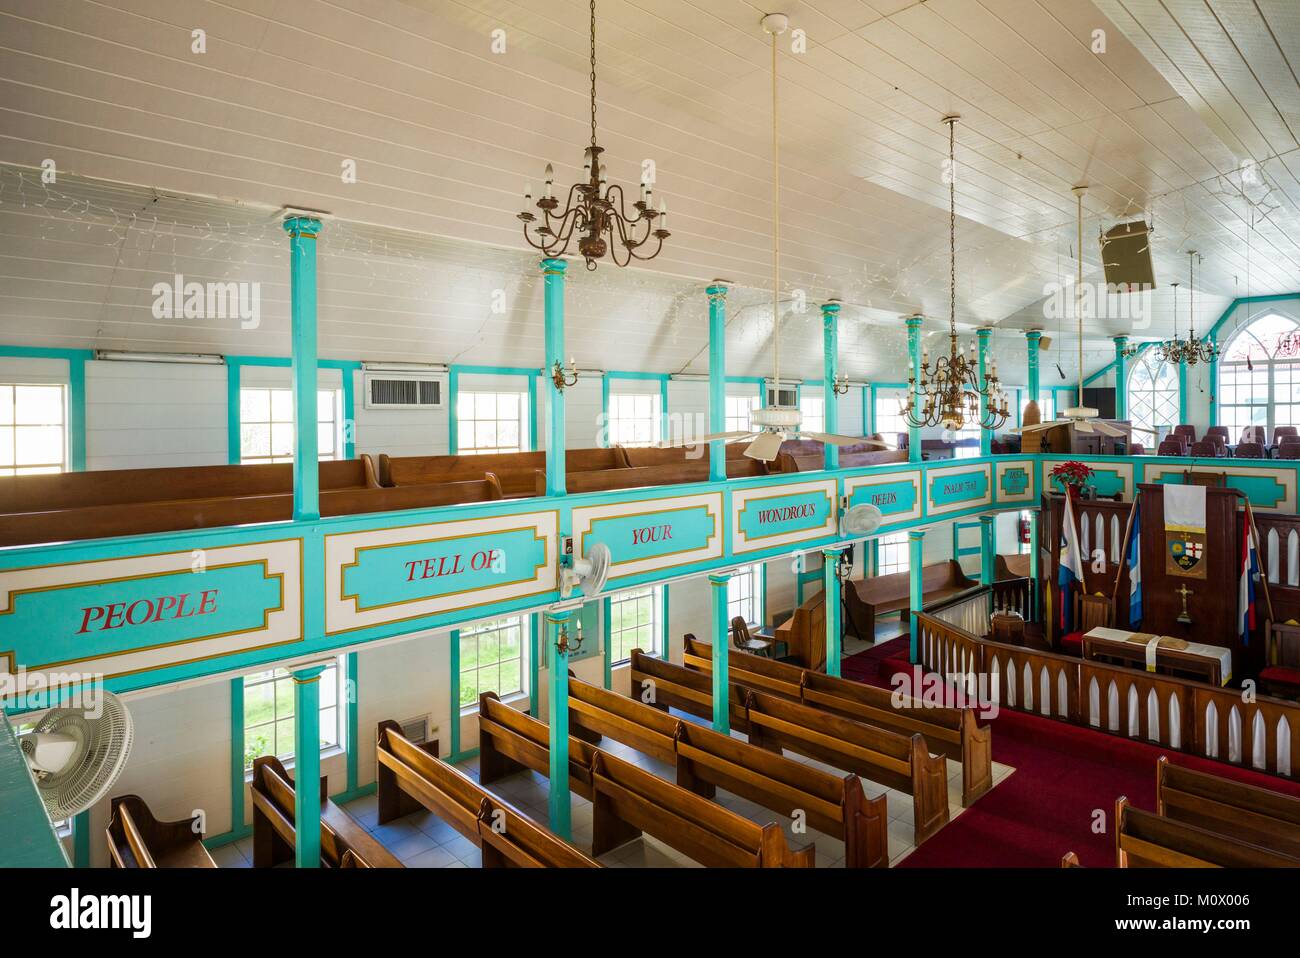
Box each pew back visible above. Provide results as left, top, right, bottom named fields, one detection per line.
left=1116, top=796, right=1298, bottom=867
left=105, top=795, right=217, bottom=868
left=1155, top=756, right=1300, bottom=859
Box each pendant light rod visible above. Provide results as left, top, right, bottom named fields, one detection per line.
left=763, top=13, right=788, bottom=391
left=1073, top=184, right=1087, bottom=411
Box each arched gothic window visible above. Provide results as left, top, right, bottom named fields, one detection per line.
left=1218, top=313, right=1300, bottom=436
left=1126, top=349, right=1180, bottom=437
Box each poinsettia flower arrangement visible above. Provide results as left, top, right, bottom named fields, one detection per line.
left=1049, top=460, right=1094, bottom=492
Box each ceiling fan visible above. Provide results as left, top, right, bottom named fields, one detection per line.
left=1014, top=185, right=1155, bottom=443
left=662, top=13, right=889, bottom=462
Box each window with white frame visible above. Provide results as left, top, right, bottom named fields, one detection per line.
left=457, top=390, right=529, bottom=454
left=953, top=421, right=981, bottom=458
left=240, top=387, right=342, bottom=464
left=243, top=656, right=345, bottom=770
left=877, top=532, right=909, bottom=575
left=1218, top=313, right=1300, bottom=438
left=608, top=392, right=662, bottom=447
left=608, top=586, right=663, bottom=663
left=873, top=389, right=907, bottom=445
left=1038, top=391, right=1056, bottom=422
left=1126, top=350, right=1179, bottom=440
left=799, top=394, right=824, bottom=433
left=0, top=383, right=67, bottom=475
left=458, top=615, right=526, bottom=710
left=727, top=564, right=761, bottom=627
left=726, top=394, right=759, bottom=433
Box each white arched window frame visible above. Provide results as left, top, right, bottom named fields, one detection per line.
left=1126, top=349, right=1180, bottom=439
left=1218, top=313, right=1300, bottom=437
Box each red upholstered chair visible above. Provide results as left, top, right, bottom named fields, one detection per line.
left=1189, top=440, right=1218, bottom=457
left=1173, top=424, right=1197, bottom=445
left=1059, top=592, right=1113, bottom=657
left=1281, top=444, right=1300, bottom=460
left=1206, top=434, right=1227, bottom=456
left=1157, top=439, right=1185, bottom=456
left=1260, top=666, right=1300, bottom=700
left=1130, top=443, right=1145, bottom=455
left=1207, top=426, right=1230, bottom=442
left=1236, top=441, right=1265, bottom=459
left=1274, top=426, right=1298, bottom=445
left=1240, top=426, right=1266, bottom=445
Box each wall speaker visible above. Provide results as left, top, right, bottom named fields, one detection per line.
left=1100, top=221, right=1156, bottom=291
left=1039, top=335, right=1052, bottom=351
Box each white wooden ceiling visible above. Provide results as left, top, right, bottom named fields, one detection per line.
left=0, top=0, right=1296, bottom=382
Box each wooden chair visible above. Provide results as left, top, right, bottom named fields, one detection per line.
left=731, top=616, right=774, bottom=656
left=105, top=795, right=217, bottom=868
left=1260, top=621, right=1300, bottom=700
left=1059, top=590, right=1113, bottom=656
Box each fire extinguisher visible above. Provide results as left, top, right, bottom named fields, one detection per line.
left=1018, top=515, right=1031, bottom=545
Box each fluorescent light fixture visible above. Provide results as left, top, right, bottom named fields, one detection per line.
left=362, top=361, right=448, bottom=373
left=669, top=373, right=710, bottom=382
left=96, top=350, right=225, bottom=365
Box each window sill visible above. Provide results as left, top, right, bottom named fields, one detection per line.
left=460, top=690, right=529, bottom=718
left=243, top=744, right=346, bottom=784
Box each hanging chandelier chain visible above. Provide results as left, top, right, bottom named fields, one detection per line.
left=589, top=0, right=598, bottom=150
left=771, top=27, right=781, bottom=392
left=949, top=118, right=956, bottom=338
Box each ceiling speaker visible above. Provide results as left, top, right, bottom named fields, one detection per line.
left=1100, top=221, right=1156, bottom=291
left=1039, top=336, right=1052, bottom=351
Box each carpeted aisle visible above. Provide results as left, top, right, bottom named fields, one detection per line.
left=842, top=640, right=1300, bottom=867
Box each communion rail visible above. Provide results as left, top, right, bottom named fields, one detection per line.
left=913, top=612, right=1300, bottom=781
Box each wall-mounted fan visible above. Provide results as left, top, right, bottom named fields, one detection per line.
left=20, top=691, right=134, bottom=820
left=841, top=502, right=883, bottom=537
left=560, top=542, right=612, bottom=599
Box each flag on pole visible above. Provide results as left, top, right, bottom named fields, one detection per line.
left=1239, top=503, right=1260, bottom=646
left=1058, top=494, right=1086, bottom=633
left=1127, top=500, right=1142, bottom=626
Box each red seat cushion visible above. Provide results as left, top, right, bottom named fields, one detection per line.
left=1060, top=632, right=1083, bottom=656
left=1260, top=665, right=1300, bottom=688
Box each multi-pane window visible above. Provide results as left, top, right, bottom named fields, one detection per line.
left=1218, top=314, right=1300, bottom=438
left=1127, top=351, right=1180, bottom=440
left=799, top=395, right=824, bottom=433
left=608, top=586, right=663, bottom=663
left=953, top=422, right=981, bottom=458
left=1038, top=391, right=1056, bottom=422
left=873, top=390, right=907, bottom=444
left=877, top=532, right=909, bottom=575
left=608, top=392, right=661, bottom=447
left=240, top=387, right=341, bottom=464
left=726, top=394, right=759, bottom=433
left=0, top=384, right=66, bottom=475
left=243, top=656, right=344, bottom=770
left=727, top=564, right=761, bottom=627
left=458, top=616, right=526, bottom=710
left=458, top=391, right=528, bottom=455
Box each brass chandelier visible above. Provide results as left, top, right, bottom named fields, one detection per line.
left=903, top=116, right=1009, bottom=432
left=1156, top=251, right=1218, bottom=367
left=516, top=0, right=670, bottom=270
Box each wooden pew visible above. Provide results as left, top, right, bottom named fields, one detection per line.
left=377, top=718, right=597, bottom=867
left=743, top=689, right=951, bottom=847
left=105, top=795, right=217, bottom=868
left=627, top=649, right=750, bottom=732
left=1115, top=796, right=1299, bottom=867
left=568, top=676, right=888, bottom=867
left=590, top=748, right=815, bottom=867
left=844, top=560, right=977, bottom=641
left=773, top=589, right=827, bottom=670
left=533, top=457, right=767, bottom=496
left=250, top=755, right=403, bottom=868
left=1155, top=756, right=1300, bottom=859
left=1060, top=851, right=1081, bottom=867
left=380, top=448, right=627, bottom=497
left=477, top=692, right=813, bottom=867
left=682, top=635, right=993, bottom=806
left=773, top=439, right=907, bottom=473
left=620, top=443, right=754, bottom=467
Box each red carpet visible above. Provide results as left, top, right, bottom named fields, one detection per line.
left=841, top=641, right=1300, bottom=867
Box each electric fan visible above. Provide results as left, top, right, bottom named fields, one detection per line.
left=560, top=542, right=612, bottom=600
left=841, top=503, right=883, bottom=537
left=19, top=691, right=134, bottom=820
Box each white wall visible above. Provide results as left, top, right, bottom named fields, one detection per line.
left=352, top=368, right=449, bottom=459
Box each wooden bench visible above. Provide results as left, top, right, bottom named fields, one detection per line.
left=845, top=560, right=978, bottom=640
left=105, top=795, right=217, bottom=868
left=477, top=692, right=812, bottom=867
left=1115, top=796, right=1299, bottom=867
left=620, top=443, right=753, bottom=468
left=682, top=635, right=993, bottom=806
left=627, top=649, right=751, bottom=732
left=1155, top=756, right=1300, bottom=859
left=568, top=676, right=888, bottom=867
left=380, top=448, right=627, bottom=497
left=774, top=439, right=906, bottom=473
left=250, top=755, right=403, bottom=868
left=743, top=689, right=951, bottom=846
left=533, top=457, right=767, bottom=496
left=376, top=718, right=596, bottom=867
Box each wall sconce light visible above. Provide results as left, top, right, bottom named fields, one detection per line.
left=555, top=619, right=585, bottom=655
left=831, top=373, right=851, bottom=396
left=551, top=357, right=579, bottom=391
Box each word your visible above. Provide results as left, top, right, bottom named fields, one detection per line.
left=151, top=274, right=261, bottom=329
left=50, top=889, right=151, bottom=939
left=756, top=503, right=816, bottom=525
left=77, top=590, right=218, bottom=634
left=403, top=550, right=502, bottom=582
left=0, top=669, right=104, bottom=718
left=631, top=524, right=672, bottom=545
left=890, top=665, right=999, bottom=721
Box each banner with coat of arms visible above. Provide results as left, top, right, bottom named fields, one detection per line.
left=1163, top=485, right=1207, bottom=580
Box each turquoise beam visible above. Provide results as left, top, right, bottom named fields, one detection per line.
left=906, top=316, right=923, bottom=464
left=72, top=811, right=90, bottom=867
left=284, top=216, right=321, bottom=521
left=979, top=515, right=995, bottom=587
left=528, top=615, right=540, bottom=717
left=1208, top=343, right=1219, bottom=427
left=865, top=384, right=875, bottom=436
left=448, top=629, right=461, bottom=757
left=822, top=547, right=844, bottom=677
left=544, top=609, right=572, bottom=838
left=1026, top=330, right=1042, bottom=415
left=1028, top=508, right=1040, bottom=620
left=1114, top=336, right=1129, bottom=420
left=708, top=572, right=731, bottom=734
left=542, top=259, right=568, bottom=496
left=1178, top=358, right=1189, bottom=424
left=976, top=327, right=992, bottom=455
left=907, top=530, right=925, bottom=662
left=229, top=678, right=246, bottom=838
left=822, top=300, right=842, bottom=470
left=345, top=652, right=359, bottom=794
left=707, top=282, right=729, bottom=482
left=290, top=663, right=327, bottom=868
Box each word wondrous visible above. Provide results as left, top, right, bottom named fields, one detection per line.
left=756, top=503, right=816, bottom=525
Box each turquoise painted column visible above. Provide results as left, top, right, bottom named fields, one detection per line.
left=706, top=282, right=729, bottom=481
left=1208, top=337, right=1219, bottom=427
left=708, top=572, right=731, bottom=734
left=822, top=300, right=841, bottom=470
left=544, top=610, right=572, bottom=838
left=1026, top=330, right=1042, bottom=415
left=979, top=515, right=995, bottom=587
left=822, top=547, right=844, bottom=677
left=290, top=663, right=327, bottom=868
left=977, top=327, right=992, bottom=455
left=907, top=530, right=925, bottom=662
left=542, top=258, right=568, bottom=496
left=1028, top=509, right=1041, bottom=621
left=865, top=384, right=876, bottom=435
left=72, top=811, right=90, bottom=867
left=1178, top=358, right=1189, bottom=424
left=284, top=217, right=321, bottom=521
left=1113, top=336, right=1129, bottom=420
left=906, top=316, right=923, bottom=464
